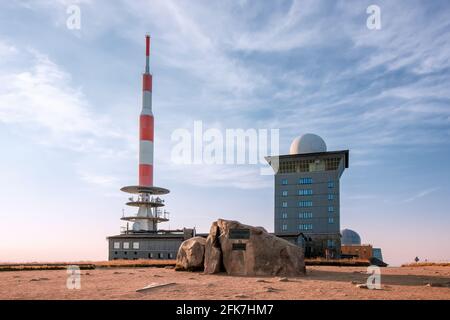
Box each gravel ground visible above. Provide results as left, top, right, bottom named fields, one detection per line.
left=1, top=266, right=449, bottom=300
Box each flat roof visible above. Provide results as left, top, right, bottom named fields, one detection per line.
left=107, top=233, right=186, bottom=240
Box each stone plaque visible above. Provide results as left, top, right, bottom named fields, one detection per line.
left=232, top=243, right=246, bottom=251
left=229, top=228, right=250, bottom=240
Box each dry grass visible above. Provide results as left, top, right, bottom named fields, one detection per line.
left=0, top=259, right=175, bottom=272
left=1, top=258, right=373, bottom=272
left=0, top=264, right=95, bottom=272
left=305, top=258, right=370, bottom=266
left=402, top=262, right=450, bottom=267
left=93, top=259, right=175, bottom=268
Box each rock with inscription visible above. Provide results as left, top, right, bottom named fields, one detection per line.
left=175, top=236, right=206, bottom=271
left=204, top=219, right=306, bottom=277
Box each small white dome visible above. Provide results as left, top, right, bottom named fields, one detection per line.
left=289, top=134, right=327, bottom=155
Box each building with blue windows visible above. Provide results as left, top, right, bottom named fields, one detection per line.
left=266, top=134, right=349, bottom=258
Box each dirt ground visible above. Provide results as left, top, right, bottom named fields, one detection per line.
left=1, top=266, right=449, bottom=300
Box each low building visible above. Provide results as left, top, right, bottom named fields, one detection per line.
left=340, top=229, right=386, bottom=265
left=341, top=244, right=373, bottom=260
left=107, top=228, right=194, bottom=260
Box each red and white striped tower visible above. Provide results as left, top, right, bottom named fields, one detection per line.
left=120, top=35, right=170, bottom=233
left=139, top=34, right=154, bottom=187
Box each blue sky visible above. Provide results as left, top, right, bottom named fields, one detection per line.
left=0, top=0, right=449, bottom=266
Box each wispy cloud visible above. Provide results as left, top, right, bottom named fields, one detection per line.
left=345, top=194, right=378, bottom=201
left=0, top=40, right=134, bottom=188
left=402, top=187, right=439, bottom=203
left=0, top=47, right=119, bottom=147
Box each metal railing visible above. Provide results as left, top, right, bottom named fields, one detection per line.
left=128, top=196, right=165, bottom=204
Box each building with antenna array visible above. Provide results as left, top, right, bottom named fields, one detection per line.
left=107, top=35, right=194, bottom=260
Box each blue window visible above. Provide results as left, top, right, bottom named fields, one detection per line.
left=299, top=178, right=313, bottom=185
left=327, top=240, right=335, bottom=248
left=282, top=201, right=288, bottom=208
left=328, top=217, right=334, bottom=224
left=299, top=212, right=312, bottom=219
left=328, top=206, right=334, bottom=212
left=282, top=224, right=288, bottom=231
left=328, top=194, right=334, bottom=200
left=298, top=224, right=313, bottom=230
left=282, top=190, right=288, bottom=197
left=299, top=201, right=313, bottom=207
left=281, top=179, right=288, bottom=185
left=298, top=189, right=313, bottom=196
left=328, top=181, right=334, bottom=188
left=282, top=212, right=288, bottom=219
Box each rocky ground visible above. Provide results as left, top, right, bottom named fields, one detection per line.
left=0, top=266, right=449, bottom=300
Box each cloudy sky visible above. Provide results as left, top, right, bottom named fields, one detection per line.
left=0, top=0, right=449, bottom=266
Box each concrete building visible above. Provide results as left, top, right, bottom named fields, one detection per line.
left=266, top=134, right=349, bottom=258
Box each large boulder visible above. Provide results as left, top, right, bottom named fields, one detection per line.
left=205, top=219, right=306, bottom=277
left=175, top=236, right=206, bottom=271
left=204, top=222, right=224, bottom=274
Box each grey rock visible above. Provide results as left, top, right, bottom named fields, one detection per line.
left=175, top=236, right=207, bottom=271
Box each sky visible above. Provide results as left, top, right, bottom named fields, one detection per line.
left=0, top=0, right=449, bottom=266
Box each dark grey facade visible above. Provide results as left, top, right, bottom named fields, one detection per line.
left=266, top=150, right=349, bottom=258
left=107, top=229, right=194, bottom=260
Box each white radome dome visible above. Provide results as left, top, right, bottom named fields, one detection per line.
left=289, top=133, right=327, bottom=155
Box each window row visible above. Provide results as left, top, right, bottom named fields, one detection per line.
left=112, top=251, right=175, bottom=259
left=281, top=177, right=313, bottom=185
left=281, top=178, right=335, bottom=188
left=298, top=224, right=313, bottom=230
left=281, top=202, right=335, bottom=212
left=281, top=190, right=335, bottom=198
left=299, top=178, right=313, bottom=185
left=299, top=201, right=313, bottom=207
left=281, top=212, right=313, bottom=219
left=113, top=241, right=139, bottom=249
left=299, top=212, right=313, bottom=219
left=283, top=201, right=314, bottom=207
left=282, top=224, right=314, bottom=231
left=298, top=189, right=313, bottom=196
left=282, top=189, right=313, bottom=196
left=280, top=213, right=335, bottom=220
